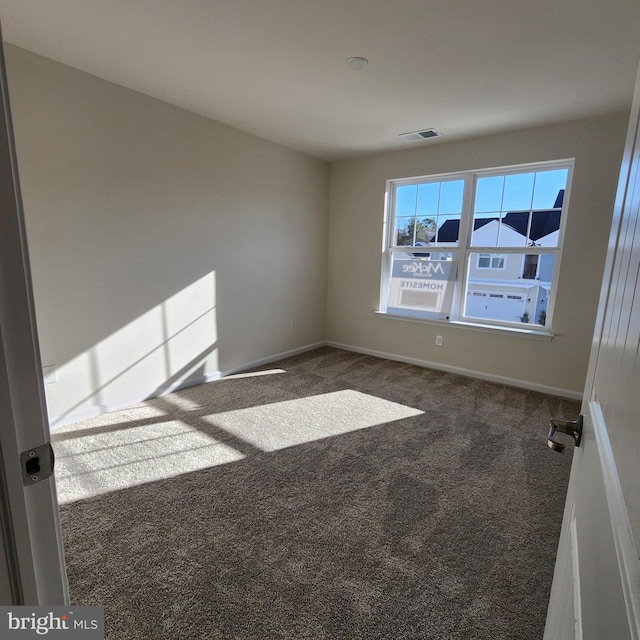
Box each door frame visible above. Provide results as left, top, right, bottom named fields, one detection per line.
left=0, top=27, right=68, bottom=605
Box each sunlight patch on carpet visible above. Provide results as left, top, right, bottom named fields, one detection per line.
left=53, top=421, right=244, bottom=503
left=204, top=390, right=424, bottom=452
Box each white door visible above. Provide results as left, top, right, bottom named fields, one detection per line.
left=544, top=61, right=640, bottom=639
left=0, top=30, right=68, bottom=605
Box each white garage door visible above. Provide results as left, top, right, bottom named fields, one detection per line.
left=465, top=291, right=525, bottom=322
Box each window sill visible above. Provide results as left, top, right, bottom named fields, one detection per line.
left=375, top=310, right=555, bottom=341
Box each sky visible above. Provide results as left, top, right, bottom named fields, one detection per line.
left=395, top=168, right=568, bottom=220
left=394, top=167, right=569, bottom=245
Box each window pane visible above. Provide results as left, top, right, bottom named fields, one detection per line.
left=471, top=216, right=500, bottom=246
left=396, top=180, right=465, bottom=247
left=395, top=184, right=417, bottom=217
left=472, top=169, right=567, bottom=248
left=416, top=182, right=439, bottom=215
left=532, top=169, right=568, bottom=209
left=439, top=180, right=465, bottom=214
left=394, top=216, right=442, bottom=247
left=503, top=173, right=534, bottom=211
left=432, top=214, right=461, bottom=246
left=414, top=217, right=437, bottom=244
left=394, top=217, right=415, bottom=246
left=474, top=176, right=504, bottom=213
left=499, top=211, right=530, bottom=244
left=465, top=252, right=555, bottom=325
left=499, top=220, right=529, bottom=248
left=387, top=252, right=458, bottom=320
left=530, top=210, right=561, bottom=247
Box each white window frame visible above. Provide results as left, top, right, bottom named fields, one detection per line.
left=379, top=159, right=574, bottom=335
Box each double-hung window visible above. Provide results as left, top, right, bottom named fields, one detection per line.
left=380, top=160, right=572, bottom=331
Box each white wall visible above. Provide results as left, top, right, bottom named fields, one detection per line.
left=327, top=114, right=628, bottom=396
left=5, top=46, right=330, bottom=426
left=4, top=43, right=630, bottom=419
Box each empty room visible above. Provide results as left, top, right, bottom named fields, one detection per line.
left=0, top=1, right=639, bottom=639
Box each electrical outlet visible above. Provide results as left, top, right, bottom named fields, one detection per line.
left=435, top=335, right=443, bottom=347
left=290, top=320, right=297, bottom=331
left=43, top=365, right=57, bottom=384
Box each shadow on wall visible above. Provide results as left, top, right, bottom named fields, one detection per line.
left=46, top=272, right=219, bottom=427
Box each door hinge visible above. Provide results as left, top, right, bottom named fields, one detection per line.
left=20, top=443, right=55, bottom=486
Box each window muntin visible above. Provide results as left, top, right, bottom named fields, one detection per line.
left=391, top=179, right=465, bottom=248
left=471, top=168, right=567, bottom=249
left=381, top=161, right=571, bottom=330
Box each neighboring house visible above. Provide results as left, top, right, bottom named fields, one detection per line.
left=465, top=219, right=557, bottom=325
left=426, top=192, right=563, bottom=324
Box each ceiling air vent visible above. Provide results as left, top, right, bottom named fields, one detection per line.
left=399, top=128, right=442, bottom=142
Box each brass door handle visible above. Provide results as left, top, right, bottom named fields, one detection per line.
left=547, top=415, right=583, bottom=452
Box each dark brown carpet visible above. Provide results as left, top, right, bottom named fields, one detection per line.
left=56, top=347, right=578, bottom=639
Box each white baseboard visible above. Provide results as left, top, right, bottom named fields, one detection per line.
left=48, top=342, right=326, bottom=430
left=325, top=341, right=583, bottom=400
left=218, top=342, right=326, bottom=377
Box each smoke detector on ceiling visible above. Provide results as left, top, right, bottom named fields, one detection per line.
left=345, top=56, right=369, bottom=70
left=399, top=128, right=442, bottom=142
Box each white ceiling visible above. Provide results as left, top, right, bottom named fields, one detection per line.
left=0, top=0, right=639, bottom=161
